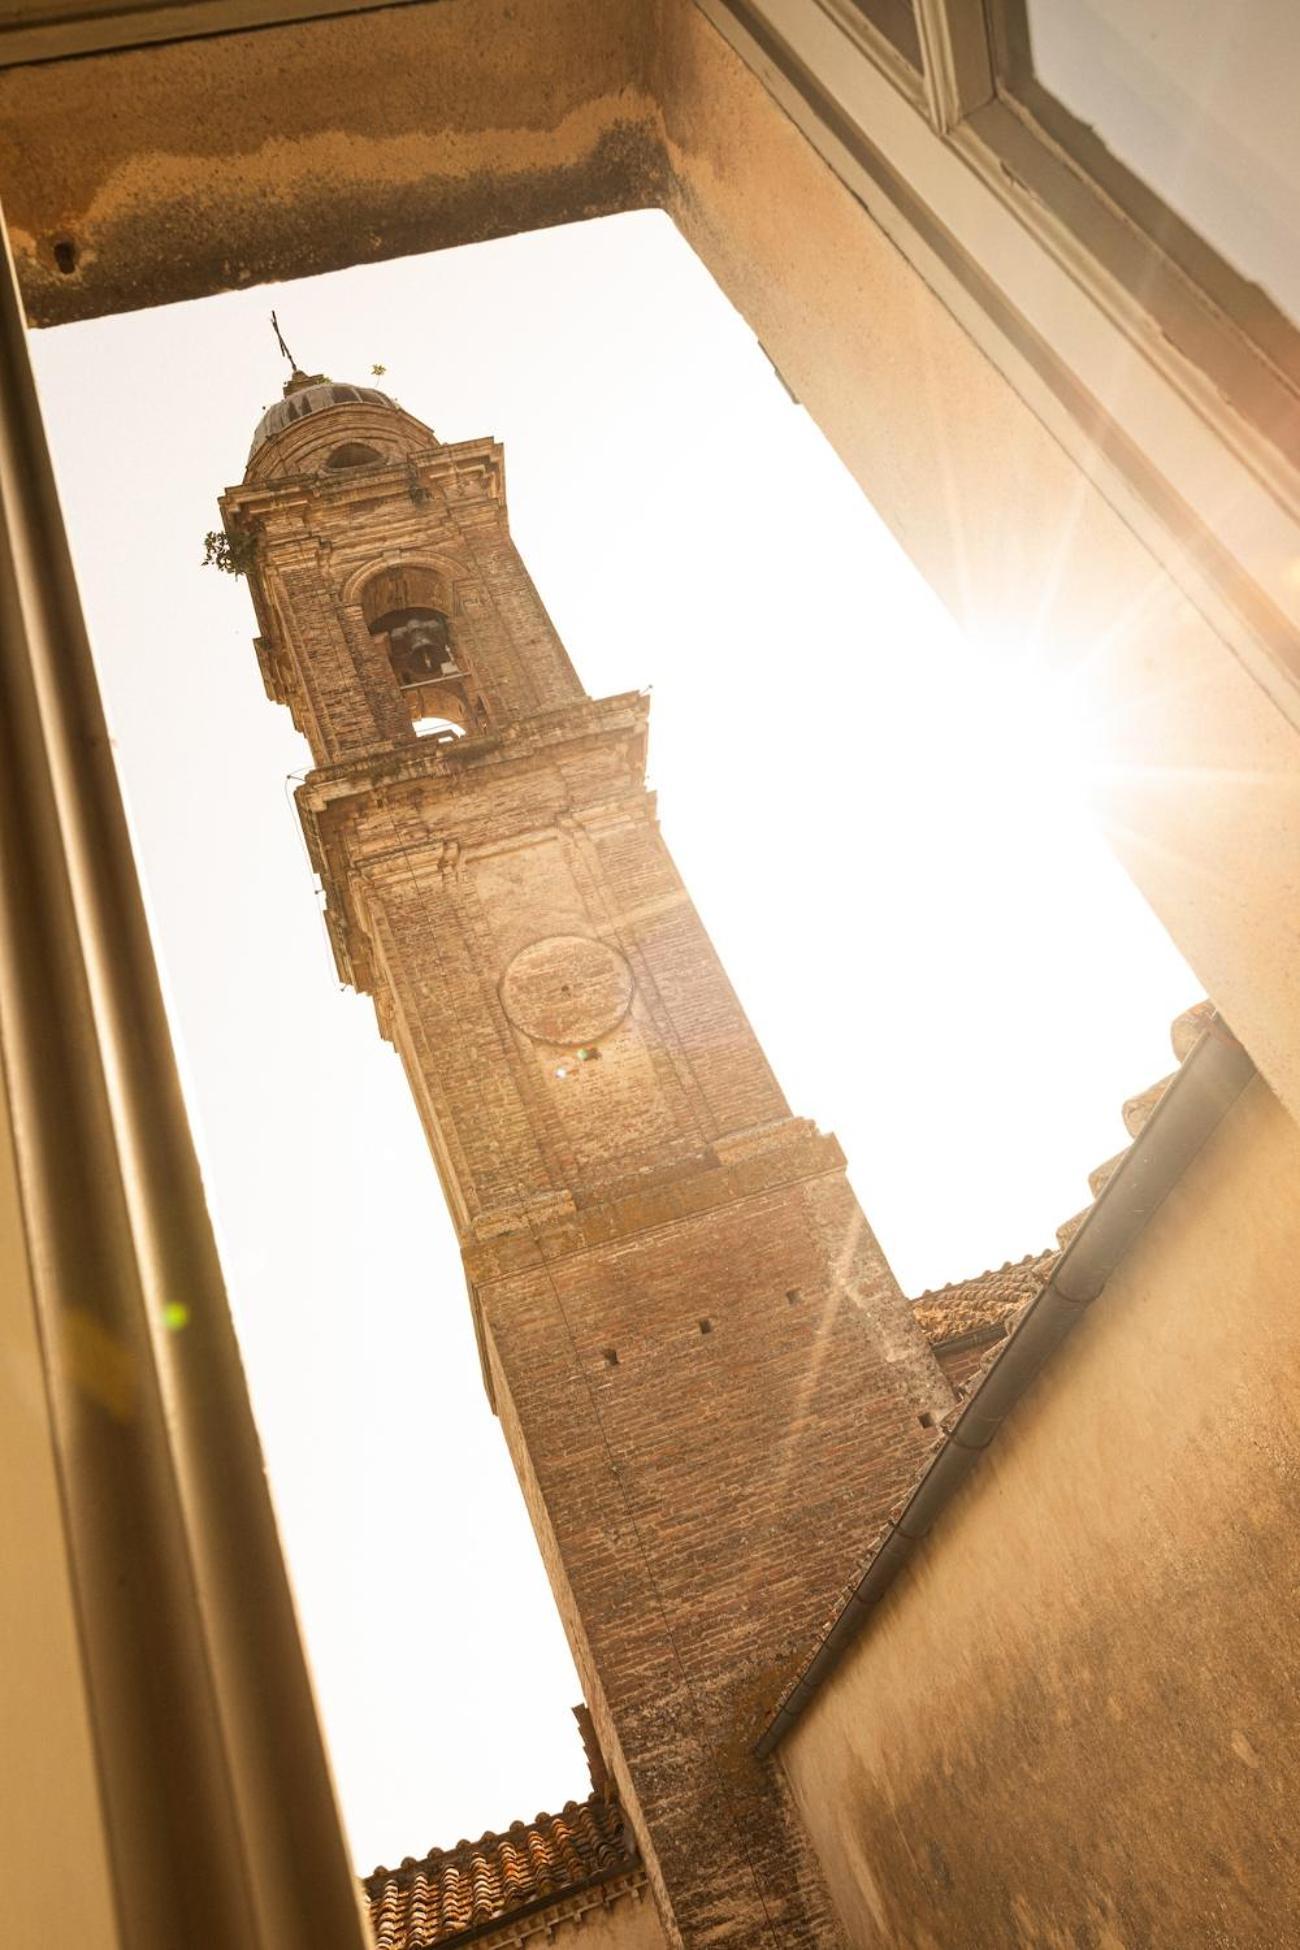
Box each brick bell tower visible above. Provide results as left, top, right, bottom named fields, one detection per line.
left=222, top=370, right=952, bottom=1948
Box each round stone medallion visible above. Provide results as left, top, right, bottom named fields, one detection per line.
left=500, top=935, right=633, bottom=1046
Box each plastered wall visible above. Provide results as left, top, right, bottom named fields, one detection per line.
left=781, top=1074, right=1300, bottom=1948
left=582, top=1893, right=671, bottom=1949
left=0, top=0, right=662, bottom=325
left=543, top=1890, right=670, bottom=1949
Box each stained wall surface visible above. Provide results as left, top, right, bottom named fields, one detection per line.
left=0, top=0, right=662, bottom=325
left=781, top=1074, right=1300, bottom=1948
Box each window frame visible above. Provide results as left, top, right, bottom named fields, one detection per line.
left=791, top=0, right=1300, bottom=501
left=814, top=0, right=928, bottom=107
left=825, top=0, right=926, bottom=84
left=713, top=0, right=1300, bottom=693
left=978, top=0, right=1300, bottom=473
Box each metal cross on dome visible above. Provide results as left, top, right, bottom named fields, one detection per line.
left=270, top=309, right=299, bottom=373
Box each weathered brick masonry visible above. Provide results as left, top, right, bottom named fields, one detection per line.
left=223, top=376, right=954, bottom=1947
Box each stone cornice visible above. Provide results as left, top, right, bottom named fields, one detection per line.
left=295, top=694, right=650, bottom=994
left=301, top=691, right=647, bottom=805
left=221, top=436, right=505, bottom=529
left=465, top=1867, right=652, bottom=1947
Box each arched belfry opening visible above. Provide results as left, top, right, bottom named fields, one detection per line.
left=359, top=564, right=478, bottom=735
left=410, top=714, right=466, bottom=745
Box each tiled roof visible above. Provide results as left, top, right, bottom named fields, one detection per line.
left=913, top=1000, right=1212, bottom=1352
left=364, top=1795, right=635, bottom=1948
left=912, top=1249, right=1057, bottom=1347
left=1171, top=998, right=1215, bottom=1063
left=1054, top=1000, right=1208, bottom=1250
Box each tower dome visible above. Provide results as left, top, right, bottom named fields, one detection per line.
left=242, top=366, right=438, bottom=485
left=248, top=371, right=399, bottom=461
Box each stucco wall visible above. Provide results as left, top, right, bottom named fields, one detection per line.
left=473, top=1882, right=669, bottom=1949
left=781, top=1073, right=1300, bottom=1947
left=0, top=0, right=662, bottom=326
left=557, top=1889, right=670, bottom=1949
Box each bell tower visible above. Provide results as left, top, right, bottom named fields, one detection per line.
left=222, top=371, right=952, bottom=1948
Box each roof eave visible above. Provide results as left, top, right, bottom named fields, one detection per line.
left=755, top=1012, right=1257, bottom=1759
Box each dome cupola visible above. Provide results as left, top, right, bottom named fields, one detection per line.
left=242, top=360, right=439, bottom=485
left=247, top=370, right=399, bottom=462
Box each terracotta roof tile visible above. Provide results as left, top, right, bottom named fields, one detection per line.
left=912, top=1249, right=1057, bottom=1346
left=1121, top=1073, right=1176, bottom=1138
left=1171, top=999, right=1215, bottom=1063
left=1087, top=1148, right=1129, bottom=1199
left=918, top=1000, right=1214, bottom=1334
left=364, top=1794, right=635, bottom=1948
left=1055, top=1207, right=1089, bottom=1250
left=1056, top=1002, right=1211, bottom=1243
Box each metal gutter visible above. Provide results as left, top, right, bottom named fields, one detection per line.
left=755, top=1013, right=1257, bottom=1759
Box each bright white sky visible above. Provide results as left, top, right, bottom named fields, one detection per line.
left=31, top=209, right=1196, bottom=1876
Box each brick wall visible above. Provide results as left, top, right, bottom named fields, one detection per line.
left=932, top=1334, right=1004, bottom=1394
